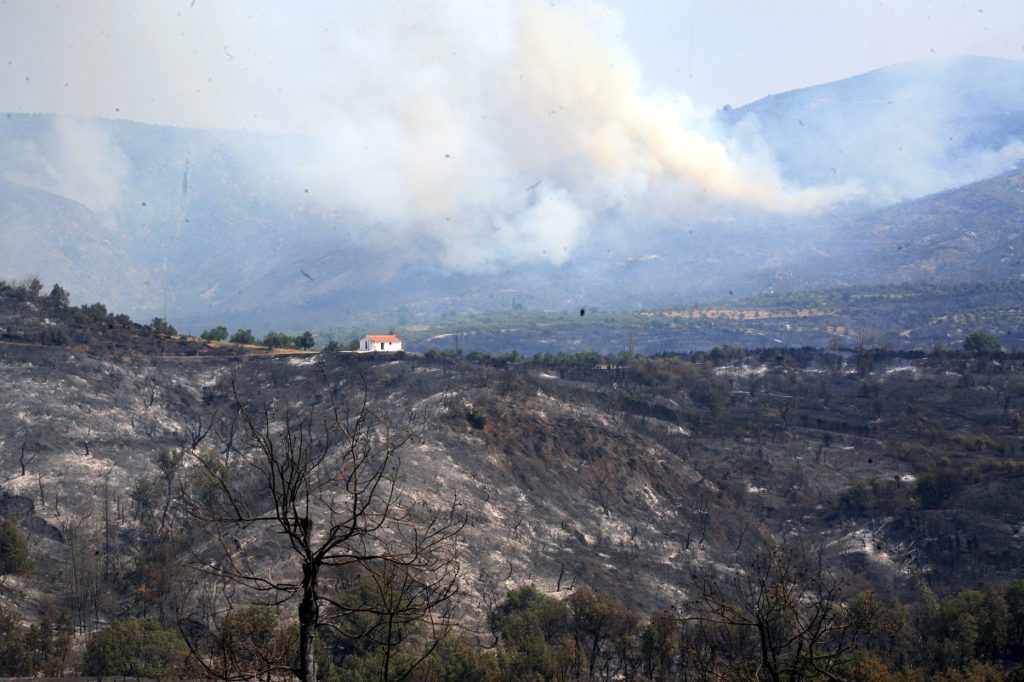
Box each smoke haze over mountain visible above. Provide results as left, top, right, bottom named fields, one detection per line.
left=0, top=1, right=863, bottom=272
left=0, top=2, right=1022, bottom=324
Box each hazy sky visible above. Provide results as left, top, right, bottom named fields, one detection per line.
left=1, top=0, right=1021, bottom=124
left=609, top=0, right=1024, bottom=108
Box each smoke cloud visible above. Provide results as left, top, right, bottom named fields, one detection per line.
left=272, top=1, right=861, bottom=269
left=2, top=117, right=131, bottom=217
left=0, top=0, right=867, bottom=272
left=15, top=2, right=1019, bottom=286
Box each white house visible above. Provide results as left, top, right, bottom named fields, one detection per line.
left=359, top=334, right=403, bottom=352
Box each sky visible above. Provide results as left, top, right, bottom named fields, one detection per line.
left=608, top=0, right=1024, bottom=109
left=1, top=0, right=1021, bottom=123
left=0, top=0, right=1022, bottom=275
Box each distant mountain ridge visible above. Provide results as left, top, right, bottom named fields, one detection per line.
left=808, top=167, right=1024, bottom=288
left=717, top=56, right=1024, bottom=198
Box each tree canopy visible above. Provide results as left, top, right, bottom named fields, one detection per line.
left=200, top=325, right=229, bottom=341
left=0, top=517, right=32, bottom=577
left=82, top=618, right=187, bottom=678
left=964, top=331, right=1001, bottom=353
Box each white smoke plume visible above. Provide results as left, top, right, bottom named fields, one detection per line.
left=2, top=117, right=131, bottom=217
left=0, top=0, right=857, bottom=271
left=272, top=1, right=858, bottom=269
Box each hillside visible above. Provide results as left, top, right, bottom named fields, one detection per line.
left=381, top=277, right=1024, bottom=356
left=801, top=167, right=1024, bottom=289
left=717, top=56, right=1024, bottom=197
left=3, top=290, right=1024, bottom=636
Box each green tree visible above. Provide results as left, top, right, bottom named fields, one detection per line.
left=81, top=302, right=108, bottom=320
left=0, top=516, right=32, bottom=577
left=839, top=481, right=876, bottom=518
left=917, top=465, right=963, bottom=509
left=82, top=618, right=188, bottom=678
left=23, top=276, right=43, bottom=300
left=641, top=609, right=679, bottom=681
left=1006, top=580, right=1024, bottom=656
left=130, top=476, right=165, bottom=533
left=200, top=325, right=229, bottom=341
left=230, top=328, right=256, bottom=344
left=150, top=317, right=178, bottom=336
left=47, top=283, right=70, bottom=308
left=0, top=605, right=31, bottom=676
left=963, top=331, right=1001, bottom=353
left=418, top=635, right=499, bottom=681
left=39, top=327, right=69, bottom=346
left=296, top=331, right=316, bottom=349
left=188, top=449, right=227, bottom=509
left=154, top=447, right=185, bottom=531
left=491, top=585, right=574, bottom=680
left=261, top=331, right=294, bottom=349
left=568, top=589, right=624, bottom=679
left=977, top=589, right=1009, bottom=661
left=200, top=607, right=297, bottom=680
left=25, top=603, right=74, bottom=677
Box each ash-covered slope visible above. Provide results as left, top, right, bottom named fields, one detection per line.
left=3, top=291, right=1024, bottom=633
left=0, top=345, right=713, bottom=621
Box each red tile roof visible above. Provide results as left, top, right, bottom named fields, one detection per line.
left=365, top=335, right=401, bottom=342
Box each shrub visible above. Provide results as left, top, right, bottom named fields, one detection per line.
left=0, top=517, right=32, bottom=577
left=963, top=331, right=1001, bottom=353
left=82, top=618, right=187, bottom=678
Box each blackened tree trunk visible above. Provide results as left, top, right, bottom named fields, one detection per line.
left=298, top=560, right=319, bottom=682
left=179, top=371, right=464, bottom=682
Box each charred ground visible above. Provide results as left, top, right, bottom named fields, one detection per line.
left=2, top=285, right=1023, bottom=637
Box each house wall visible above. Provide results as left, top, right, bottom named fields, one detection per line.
left=359, top=338, right=402, bottom=352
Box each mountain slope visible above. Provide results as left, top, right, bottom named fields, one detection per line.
left=0, top=57, right=1022, bottom=329
left=801, top=167, right=1024, bottom=288
left=717, top=56, right=1024, bottom=199
left=3, top=297, right=1024, bottom=630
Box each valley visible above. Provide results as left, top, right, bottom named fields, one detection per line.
left=1, top=284, right=1024, bottom=678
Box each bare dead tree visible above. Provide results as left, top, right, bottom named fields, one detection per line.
left=683, top=541, right=862, bottom=681
left=18, top=441, right=37, bottom=477
left=176, top=406, right=219, bottom=452
left=102, top=466, right=116, bottom=581
left=61, top=512, right=102, bottom=632
left=181, top=373, right=464, bottom=682
left=217, top=409, right=240, bottom=459
left=155, top=447, right=185, bottom=532
left=696, top=492, right=712, bottom=547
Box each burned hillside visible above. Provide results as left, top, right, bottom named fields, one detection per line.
left=2, top=279, right=1024, bottom=676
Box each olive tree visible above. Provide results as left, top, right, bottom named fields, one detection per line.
left=963, top=331, right=1001, bottom=353
left=182, top=374, right=463, bottom=682
left=201, top=326, right=230, bottom=342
